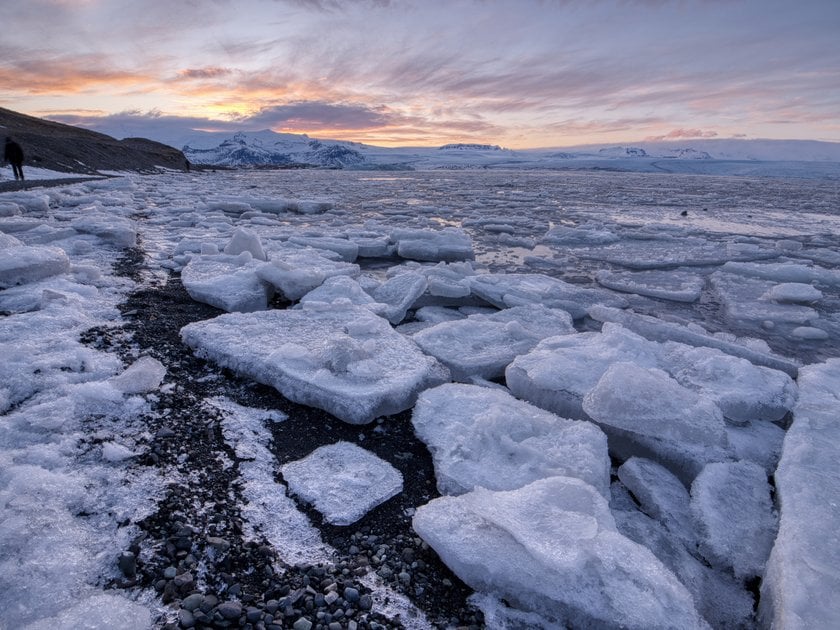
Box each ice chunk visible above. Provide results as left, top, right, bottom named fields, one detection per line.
left=664, top=346, right=797, bottom=424
left=617, top=457, right=695, bottom=548
left=760, top=359, right=840, bottom=630
left=0, top=232, right=23, bottom=247
left=762, top=282, right=822, bottom=304
left=181, top=304, right=450, bottom=424
left=108, top=356, right=167, bottom=394
left=101, top=441, right=141, bottom=462
left=412, top=383, right=609, bottom=496
left=506, top=324, right=661, bottom=420
left=392, top=227, right=474, bottom=262
left=596, top=269, right=705, bottom=303
left=589, top=306, right=800, bottom=377
left=181, top=253, right=272, bottom=312
left=791, top=326, right=830, bottom=340
left=690, top=461, right=777, bottom=579
left=583, top=363, right=728, bottom=449
left=614, top=508, right=754, bottom=630
left=256, top=248, right=359, bottom=301
left=223, top=227, right=267, bottom=261
left=288, top=235, right=359, bottom=262
left=470, top=272, right=628, bottom=319
left=0, top=201, right=21, bottom=217
left=70, top=212, right=136, bottom=248
left=725, top=420, right=785, bottom=474
left=413, top=477, right=707, bottom=629
left=413, top=305, right=574, bottom=381
left=299, top=275, right=387, bottom=315
left=281, top=442, right=403, bottom=525
left=722, top=260, right=840, bottom=287
left=371, top=270, right=428, bottom=324
left=712, top=271, right=818, bottom=329
left=579, top=237, right=778, bottom=269
left=0, top=245, right=70, bottom=288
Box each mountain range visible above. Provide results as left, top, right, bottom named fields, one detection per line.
left=3, top=107, right=840, bottom=178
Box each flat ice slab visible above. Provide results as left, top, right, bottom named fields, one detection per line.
left=596, top=269, right=705, bottom=303
left=412, top=304, right=574, bottom=381
left=469, top=272, right=627, bottom=319
left=760, top=359, right=840, bottom=629
left=412, top=383, right=609, bottom=496
left=181, top=252, right=272, bottom=312
left=0, top=245, right=70, bottom=288
left=282, top=442, right=403, bottom=525
left=181, top=303, right=450, bottom=424
left=413, top=477, right=706, bottom=629
left=691, top=461, right=777, bottom=579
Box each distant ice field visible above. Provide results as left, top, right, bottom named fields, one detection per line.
left=156, top=168, right=839, bottom=361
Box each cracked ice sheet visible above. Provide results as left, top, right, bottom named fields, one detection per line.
left=182, top=303, right=450, bottom=424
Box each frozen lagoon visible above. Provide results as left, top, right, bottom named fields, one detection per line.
left=1, top=168, right=840, bottom=629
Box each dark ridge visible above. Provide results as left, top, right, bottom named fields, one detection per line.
left=0, top=107, right=188, bottom=174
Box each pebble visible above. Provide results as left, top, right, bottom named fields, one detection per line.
left=178, top=608, right=195, bottom=628
left=292, top=618, right=313, bottom=630
left=343, top=587, right=360, bottom=603
left=217, top=600, right=242, bottom=620
left=181, top=593, right=204, bottom=611
left=324, top=591, right=339, bottom=606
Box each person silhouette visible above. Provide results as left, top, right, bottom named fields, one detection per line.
left=4, top=137, right=24, bottom=181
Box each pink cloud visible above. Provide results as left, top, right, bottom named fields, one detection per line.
left=645, top=128, right=719, bottom=141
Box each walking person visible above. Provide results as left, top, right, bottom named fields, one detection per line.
left=4, top=137, right=24, bottom=181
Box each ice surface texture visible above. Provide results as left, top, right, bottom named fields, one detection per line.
left=412, top=304, right=574, bottom=381
left=761, top=359, right=840, bottom=629
left=181, top=303, right=450, bottom=424
left=412, top=383, right=609, bottom=496
left=282, top=442, right=403, bottom=525
left=413, top=477, right=708, bottom=629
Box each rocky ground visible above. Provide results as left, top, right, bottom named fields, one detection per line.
left=84, top=242, right=485, bottom=629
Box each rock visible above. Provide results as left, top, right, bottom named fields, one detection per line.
left=178, top=608, right=195, bottom=628
left=117, top=551, right=136, bottom=579
left=217, top=600, right=242, bottom=620
left=181, top=593, right=204, bottom=612
left=359, top=594, right=372, bottom=611
left=293, top=618, right=313, bottom=630
left=343, top=587, right=360, bottom=603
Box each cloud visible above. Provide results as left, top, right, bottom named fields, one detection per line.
left=243, top=101, right=397, bottom=130
left=177, top=67, right=234, bottom=80
left=644, top=128, right=719, bottom=141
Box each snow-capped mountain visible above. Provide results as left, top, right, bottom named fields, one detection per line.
left=182, top=132, right=366, bottom=168
left=438, top=143, right=504, bottom=151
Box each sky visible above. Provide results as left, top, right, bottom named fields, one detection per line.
left=1, top=0, right=839, bottom=149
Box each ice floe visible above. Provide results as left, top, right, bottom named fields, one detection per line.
left=282, top=442, right=403, bottom=525
left=413, top=477, right=708, bottom=629
left=412, top=383, right=609, bottom=496
left=181, top=304, right=450, bottom=424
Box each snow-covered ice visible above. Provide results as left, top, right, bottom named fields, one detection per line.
left=413, top=477, right=708, bottom=628
left=412, top=383, right=609, bottom=496
left=412, top=304, right=574, bottom=381
left=181, top=304, right=450, bottom=424
left=690, top=461, right=778, bottom=579
left=760, top=359, right=840, bottom=629
left=282, top=441, right=403, bottom=525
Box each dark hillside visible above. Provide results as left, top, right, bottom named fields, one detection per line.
left=0, top=107, right=188, bottom=174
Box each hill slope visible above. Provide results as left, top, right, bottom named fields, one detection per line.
left=0, top=108, right=188, bottom=174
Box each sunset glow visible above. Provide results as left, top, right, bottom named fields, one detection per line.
left=2, top=0, right=839, bottom=148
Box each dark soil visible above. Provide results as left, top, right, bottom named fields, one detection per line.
left=86, top=243, right=485, bottom=629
